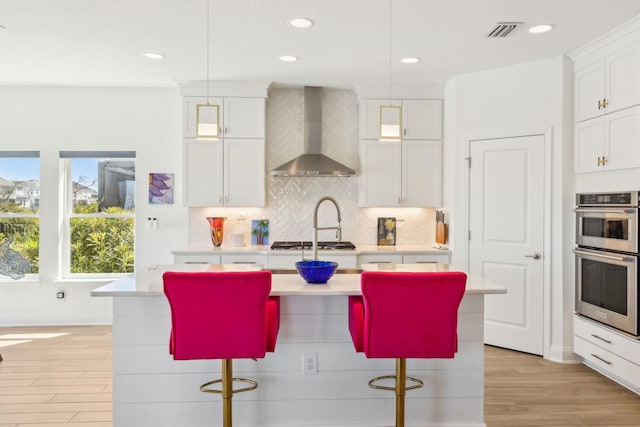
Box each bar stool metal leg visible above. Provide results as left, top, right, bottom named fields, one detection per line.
left=222, top=359, right=232, bottom=427
left=396, top=358, right=406, bottom=427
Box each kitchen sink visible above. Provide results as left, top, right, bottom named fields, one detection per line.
left=267, top=268, right=362, bottom=275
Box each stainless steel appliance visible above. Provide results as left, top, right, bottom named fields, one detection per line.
left=270, top=241, right=356, bottom=251
left=575, top=191, right=638, bottom=253
left=574, top=191, right=639, bottom=337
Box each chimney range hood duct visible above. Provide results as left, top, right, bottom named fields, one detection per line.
left=271, top=87, right=355, bottom=177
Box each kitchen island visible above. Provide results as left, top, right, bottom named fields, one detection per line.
left=92, top=264, right=505, bottom=427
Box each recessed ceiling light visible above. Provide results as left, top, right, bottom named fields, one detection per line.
left=144, top=52, right=165, bottom=60
left=279, top=55, right=299, bottom=62
left=401, top=57, right=420, bottom=64
left=289, top=18, right=313, bottom=28
left=528, top=24, right=554, bottom=34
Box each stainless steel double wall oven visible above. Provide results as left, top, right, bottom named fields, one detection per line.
left=574, top=191, right=639, bottom=337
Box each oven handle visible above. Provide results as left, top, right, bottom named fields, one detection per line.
left=573, top=207, right=637, bottom=214
left=573, top=248, right=635, bottom=262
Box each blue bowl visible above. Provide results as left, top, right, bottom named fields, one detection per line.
left=295, top=260, right=339, bottom=284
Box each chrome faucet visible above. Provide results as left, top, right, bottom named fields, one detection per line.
left=312, top=196, right=342, bottom=260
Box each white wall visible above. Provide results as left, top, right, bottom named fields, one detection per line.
left=444, top=56, right=577, bottom=362
left=0, top=87, right=187, bottom=325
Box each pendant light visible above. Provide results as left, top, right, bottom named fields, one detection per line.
left=196, top=0, right=220, bottom=139
left=379, top=0, right=401, bottom=141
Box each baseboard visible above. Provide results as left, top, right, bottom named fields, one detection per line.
left=548, top=344, right=580, bottom=363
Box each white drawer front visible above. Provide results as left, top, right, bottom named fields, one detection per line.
left=574, top=315, right=640, bottom=365
left=574, top=336, right=640, bottom=393
left=173, top=254, right=221, bottom=264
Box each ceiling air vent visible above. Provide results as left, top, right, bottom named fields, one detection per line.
left=487, top=22, right=522, bottom=38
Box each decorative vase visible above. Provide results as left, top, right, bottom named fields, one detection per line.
left=206, top=217, right=225, bottom=247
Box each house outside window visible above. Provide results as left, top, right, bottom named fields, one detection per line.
left=0, top=152, right=40, bottom=279
left=61, top=151, right=136, bottom=276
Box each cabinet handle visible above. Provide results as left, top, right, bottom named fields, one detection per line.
left=597, top=156, right=604, bottom=166
left=397, top=196, right=401, bottom=205
left=590, top=333, right=612, bottom=344
left=403, top=128, right=407, bottom=136
left=602, top=98, right=608, bottom=108
left=598, top=100, right=603, bottom=110
left=224, top=127, right=228, bottom=134
left=590, top=353, right=612, bottom=365
left=602, top=156, right=608, bottom=165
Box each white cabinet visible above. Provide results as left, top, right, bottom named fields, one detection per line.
left=184, top=139, right=265, bottom=207
left=173, top=253, right=221, bottom=264
left=357, top=252, right=449, bottom=268
left=359, top=139, right=441, bottom=207
left=267, top=253, right=357, bottom=269
left=358, top=98, right=442, bottom=207
left=220, top=254, right=267, bottom=265
left=402, top=253, right=450, bottom=264
left=574, top=315, right=640, bottom=394
left=401, top=99, right=443, bottom=140
left=182, top=95, right=266, bottom=207
left=359, top=99, right=442, bottom=140
left=575, top=105, right=640, bottom=173
left=184, top=97, right=265, bottom=139
left=357, top=254, right=403, bottom=266
left=575, top=44, right=640, bottom=123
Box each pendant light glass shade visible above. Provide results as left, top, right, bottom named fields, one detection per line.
left=196, top=104, right=220, bottom=138
left=379, top=105, right=401, bottom=141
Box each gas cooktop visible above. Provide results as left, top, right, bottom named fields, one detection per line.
left=270, top=241, right=356, bottom=250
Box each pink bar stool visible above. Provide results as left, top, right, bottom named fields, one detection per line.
left=163, top=270, right=280, bottom=427
left=348, top=271, right=467, bottom=427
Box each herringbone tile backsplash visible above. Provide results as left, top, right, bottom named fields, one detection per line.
left=189, top=88, right=436, bottom=247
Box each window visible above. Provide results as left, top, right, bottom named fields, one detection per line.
left=61, top=151, right=135, bottom=276
left=0, top=152, right=40, bottom=279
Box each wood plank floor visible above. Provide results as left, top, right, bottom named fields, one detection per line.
left=0, top=326, right=639, bottom=426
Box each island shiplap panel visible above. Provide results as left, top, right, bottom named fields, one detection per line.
left=111, top=294, right=486, bottom=427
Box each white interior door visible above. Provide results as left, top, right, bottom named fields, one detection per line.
left=469, top=134, right=545, bottom=355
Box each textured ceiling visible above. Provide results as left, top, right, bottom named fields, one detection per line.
left=1, top=0, right=640, bottom=88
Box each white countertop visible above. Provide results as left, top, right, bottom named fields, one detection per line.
left=91, top=263, right=505, bottom=297
left=171, top=244, right=450, bottom=255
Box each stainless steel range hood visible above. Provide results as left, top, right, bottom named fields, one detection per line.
left=271, top=87, right=355, bottom=177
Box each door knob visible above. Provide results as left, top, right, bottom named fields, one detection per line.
left=525, top=252, right=541, bottom=260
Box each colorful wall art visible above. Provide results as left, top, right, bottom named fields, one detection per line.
left=148, top=173, right=174, bottom=205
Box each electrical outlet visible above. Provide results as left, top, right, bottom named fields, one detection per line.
left=303, top=352, right=317, bottom=375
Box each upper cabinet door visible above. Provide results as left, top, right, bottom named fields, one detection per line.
left=402, top=100, right=442, bottom=140
left=402, top=140, right=442, bottom=207
left=606, top=45, right=640, bottom=116
left=358, top=140, right=402, bottom=207
left=574, top=62, right=605, bottom=123
left=359, top=99, right=401, bottom=140
left=184, top=140, right=224, bottom=206
left=224, top=139, right=265, bottom=206
left=575, top=43, right=640, bottom=123
left=223, top=98, right=265, bottom=139
left=184, top=97, right=224, bottom=138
